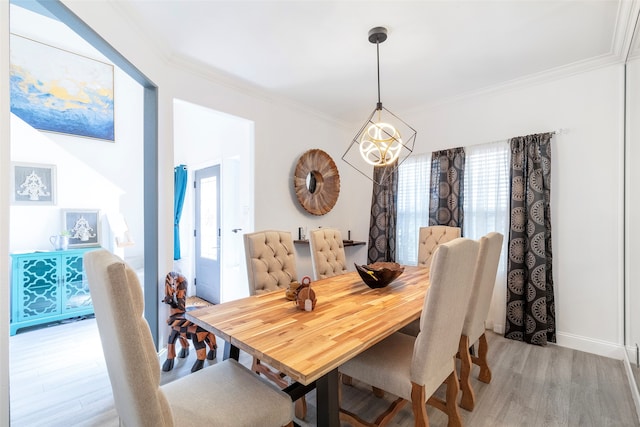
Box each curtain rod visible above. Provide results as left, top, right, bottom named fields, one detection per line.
left=431, top=128, right=570, bottom=153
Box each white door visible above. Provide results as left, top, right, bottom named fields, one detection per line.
left=194, top=165, right=221, bottom=304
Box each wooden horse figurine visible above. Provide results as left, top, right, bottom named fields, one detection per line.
left=162, top=272, right=217, bottom=372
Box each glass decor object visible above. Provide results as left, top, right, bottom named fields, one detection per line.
left=342, top=27, right=417, bottom=185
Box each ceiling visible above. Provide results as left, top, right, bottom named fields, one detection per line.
left=112, top=0, right=640, bottom=125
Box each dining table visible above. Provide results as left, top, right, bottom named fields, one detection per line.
left=186, top=265, right=430, bottom=427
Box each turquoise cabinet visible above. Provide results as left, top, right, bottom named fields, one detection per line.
left=10, top=248, right=98, bottom=335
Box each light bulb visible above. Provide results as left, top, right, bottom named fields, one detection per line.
left=359, top=122, right=402, bottom=166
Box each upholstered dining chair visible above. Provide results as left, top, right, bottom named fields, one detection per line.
left=458, top=232, right=504, bottom=411
left=338, top=238, right=479, bottom=427
left=417, top=225, right=461, bottom=268
left=398, top=225, right=462, bottom=336
left=84, top=249, right=293, bottom=427
left=308, top=227, right=348, bottom=280
left=244, top=230, right=307, bottom=420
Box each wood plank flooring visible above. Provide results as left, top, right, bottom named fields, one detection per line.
left=9, top=316, right=640, bottom=426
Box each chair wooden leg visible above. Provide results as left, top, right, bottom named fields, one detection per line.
left=411, top=382, right=429, bottom=427
left=294, top=397, right=307, bottom=421
left=474, top=332, right=492, bottom=383
left=426, top=365, right=463, bottom=427
left=444, top=370, right=463, bottom=427
left=372, top=386, right=385, bottom=398
left=458, top=335, right=475, bottom=411
left=255, top=357, right=307, bottom=420
left=342, top=374, right=353, bottom=386
left=251, top=357, right=261, bottom=374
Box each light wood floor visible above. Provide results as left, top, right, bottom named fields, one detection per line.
left=9, top=316, right=640, bottom=427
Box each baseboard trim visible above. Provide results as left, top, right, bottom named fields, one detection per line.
left=623, top=349, right=640, bottom=423
left=555, top=331, right=625, bottom=359
left=488, top=328, right=625, bottom=359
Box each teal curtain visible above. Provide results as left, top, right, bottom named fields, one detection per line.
left=174, top=165, right=188, bottom=260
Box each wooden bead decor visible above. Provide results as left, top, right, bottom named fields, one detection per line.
left=293, top=149, right=340, bottom=216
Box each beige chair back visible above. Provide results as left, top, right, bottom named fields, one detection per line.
left=462, top=232, right=504, bottom=343
left=244, top=230, right=297, bottom=295
left=411, top=238, right=479, bottom=391
left=308, top=228, right=347, bottom=280
left=417, top=225, right=461, bottom=268
left=84, top=249, right=174, bottom=426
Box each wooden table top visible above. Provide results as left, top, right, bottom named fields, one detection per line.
left=186, top=265, right=430, bottom=385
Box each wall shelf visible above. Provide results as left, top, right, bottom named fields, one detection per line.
left=294, top=239, right=366, bottom=247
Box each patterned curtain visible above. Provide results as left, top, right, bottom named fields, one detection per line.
left=429, top=147, right=465, bottom=231
left=504, top=133, right=556, bottom=345
left=368, top=164, right=398, bottom=263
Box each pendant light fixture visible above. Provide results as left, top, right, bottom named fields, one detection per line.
left=342, top=27, right=417, bottom=185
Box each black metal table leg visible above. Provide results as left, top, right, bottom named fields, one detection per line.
left=222, top=340, right=239, bottom=361
left=316, top=368, right=340, bottom=427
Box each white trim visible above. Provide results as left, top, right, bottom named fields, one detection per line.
left=1, top=1, right=11, bottom=425
left=556, top=331, right=626, bottom=359
left=623, top=348, right=640, bottom=423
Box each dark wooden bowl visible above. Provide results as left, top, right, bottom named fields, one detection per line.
left=354, top=262, right=404, bottom=289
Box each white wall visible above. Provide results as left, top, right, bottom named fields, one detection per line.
left=626, top=58, right=640, bottom=362
left=403, top=65, right=625, bottom=357
left=9, top=5, right=145, bottom=264
left=9, top=115, right=123, bottom=251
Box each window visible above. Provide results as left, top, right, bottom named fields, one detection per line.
left=462, top=140, right=510, bottom=242
left=396, top=153, right=431, bottom=265
left=396, top=141, right=510, bottom=265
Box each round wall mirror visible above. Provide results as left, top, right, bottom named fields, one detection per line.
left=294, top=149, right=340, bottom=215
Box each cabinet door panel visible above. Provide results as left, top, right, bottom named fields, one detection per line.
left=62, top=253, right=92, bottom=312
left=18, top=256, right=60, bottom=320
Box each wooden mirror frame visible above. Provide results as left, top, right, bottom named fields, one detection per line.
left=293, top=149, right=340, bottom=215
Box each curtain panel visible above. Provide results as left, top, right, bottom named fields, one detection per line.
left=367, top=164, right=398, bottom=263
left=504, top=133, right=556, bottom=345
left=174, top=164, right=188, bottom=260
left=429, top=147, right=465, bottom=231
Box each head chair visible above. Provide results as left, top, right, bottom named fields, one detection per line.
left=417, top=225, right=461, bottom=268
left=308, top=227, right=348, bottom=280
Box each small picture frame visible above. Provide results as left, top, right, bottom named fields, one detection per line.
left=63, top=209, right=100, bottom=248
left=11, top=162, right=57, bottom=205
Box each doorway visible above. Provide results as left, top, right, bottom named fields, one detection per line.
left=173, top=99, right=254, bottom=304
left=194, top=165, right=221, bottom=304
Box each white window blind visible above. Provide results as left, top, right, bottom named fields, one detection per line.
left=463, top=140, right=510, bottom=242
left=396, top=153, right=431, bottom=265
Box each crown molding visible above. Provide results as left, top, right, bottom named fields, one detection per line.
left=405, top=50, right=625, bottom=116
left=624, top=1, right=640, bottom=61
left=612, top=0, right=639, bottom=60
left=107, top=0, right=350, bottom=130
left=165, top=53, right=352, bottom=130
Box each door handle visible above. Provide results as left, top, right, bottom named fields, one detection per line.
left=232, top=228, right=242, bottom=233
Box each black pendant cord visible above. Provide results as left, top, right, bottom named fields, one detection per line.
left=376, top=40, right=382, bottom=110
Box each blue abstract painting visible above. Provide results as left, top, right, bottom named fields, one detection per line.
left=10, top=34, right=114, bottom=141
